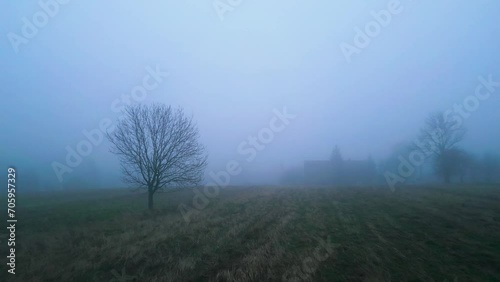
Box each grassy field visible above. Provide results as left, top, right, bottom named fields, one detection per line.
left=1, top=185, right=500, bottom=281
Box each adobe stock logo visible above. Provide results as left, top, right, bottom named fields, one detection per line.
left=178, top=107, right=296, bottom=224
left=7, top=0, right=71, bottom=54
left=213, top=0, right=243, bottom=21
left=51, top=65, right=169, bottom=183
left=340, top=0, right=404, bottom=63
left=384, top=75, right=500, bottom=190
left=282, top=236, right=337, bottom=282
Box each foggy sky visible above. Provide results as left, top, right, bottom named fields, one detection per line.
left=1, top=0, right=499, bottom=188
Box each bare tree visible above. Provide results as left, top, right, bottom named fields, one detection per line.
left=434, top=148, right=469, bottom=184
left=330, top=145, right=343, bottom=164
left=416, top=112, right=466, bottom=183
left=107, top=104, right=208, bottom=209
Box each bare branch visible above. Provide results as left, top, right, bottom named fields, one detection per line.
left=415, top=112, right=466, bottom=156
left=106, top=104, right=208, bottom=209
left=414, top=111, right=467, bottom=183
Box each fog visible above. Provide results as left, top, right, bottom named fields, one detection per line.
left=1, top=0, right=499, bottom=190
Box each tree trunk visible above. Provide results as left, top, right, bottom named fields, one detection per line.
left=148, top=190, right=154, bottom=210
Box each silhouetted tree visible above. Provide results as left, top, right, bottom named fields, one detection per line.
left=330, top=145, right=343, bottom=163
left=434, top=148, right=468, bottom=183
left=417, top=112, right=466, bottom=183
left=107, top=104, right=207, bottom=209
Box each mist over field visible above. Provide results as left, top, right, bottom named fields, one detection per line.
left=2, top=0, right=499, bottom=190
left=1, top=1, right=500, bottom=281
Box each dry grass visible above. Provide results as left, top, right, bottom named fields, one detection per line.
left=1, top=185, right=499, bottom=281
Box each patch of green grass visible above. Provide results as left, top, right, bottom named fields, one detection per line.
left=1, top=185, right=499, bottom=281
